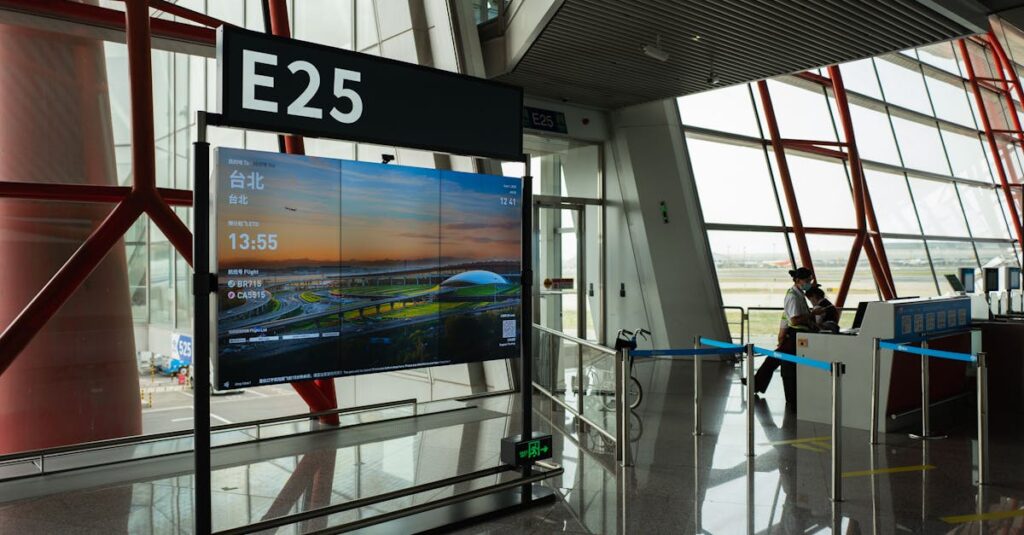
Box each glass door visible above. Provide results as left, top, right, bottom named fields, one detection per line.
left=535, top=200, right=588, bottom=340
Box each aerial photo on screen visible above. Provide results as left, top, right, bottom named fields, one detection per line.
left=213, top=148, right=521, bottom=388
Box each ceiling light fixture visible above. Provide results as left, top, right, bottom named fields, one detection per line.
left=642, top=34, right=670, bottom=62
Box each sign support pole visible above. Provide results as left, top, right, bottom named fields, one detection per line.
left=520, top=164, right=534, bottom=503
left=193, top=111, right=213, bottom=535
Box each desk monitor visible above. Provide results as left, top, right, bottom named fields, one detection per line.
left=960, top=268, right=976, bottom=293
left=945, top=274, right=965, bottom=293
left=851, top=301, right=871, bottom=330
left=1009, top=267, right=1021, bottom=290
left=984, top=267, right=1000, bottom=292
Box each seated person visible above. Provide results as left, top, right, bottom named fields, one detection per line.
left=805, top=285, right=839, bottom=333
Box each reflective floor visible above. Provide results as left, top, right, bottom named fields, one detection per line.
left=1, top=357, right=1022, bottom=534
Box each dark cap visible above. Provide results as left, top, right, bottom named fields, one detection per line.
left=788, top=267, right=814, bottom=279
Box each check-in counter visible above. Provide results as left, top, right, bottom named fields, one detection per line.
left=794, top=296, right=975, bottom=432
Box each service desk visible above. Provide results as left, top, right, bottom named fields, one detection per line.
left=794, top=297, right=974, bottom=432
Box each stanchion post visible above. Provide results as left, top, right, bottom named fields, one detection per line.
left=693, top=335, right=702, bottom=436
left=620, top=347, right=632, bottom=467
left=977, top=352, right=988, bottom=486
left=831, top=362, right=844, bottom=502
left=615, top=348, right=623, bottom=465
left=745, top=344, right=755, bottom=458
left=870, top=337, right=880, bottom=445
left=920, top=340, right=930, bottom=439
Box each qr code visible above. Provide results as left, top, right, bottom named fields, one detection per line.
left=502, top=319, right=517, bottom=339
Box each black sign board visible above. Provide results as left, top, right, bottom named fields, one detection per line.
left=217, top=26, right=523, bottom=161
left=522, top=106, right=568, bottom=134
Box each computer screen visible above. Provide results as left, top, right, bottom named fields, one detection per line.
left=1010, top=267, right=1021, bottom=290
left=960, top=268, right=976, bottom=293
left=945, top=274, right=965, bottom=293
left=851, top=301, right=872, bottom=329
left=985, top=268, right=1000, bottom=292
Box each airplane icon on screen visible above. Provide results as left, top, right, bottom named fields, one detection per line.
left=284, top=206, right=297, bottom=212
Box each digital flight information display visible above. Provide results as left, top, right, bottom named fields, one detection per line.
left=213, top=148, right=522, bottom=389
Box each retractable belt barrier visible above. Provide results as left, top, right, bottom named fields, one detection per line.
left=878, top=341, right=976, bottom=363
left=752, top=346, right=833, bottom=372
left=869, top=336, right=989, bottom=486
left=621, top=337, right=845, bottom=501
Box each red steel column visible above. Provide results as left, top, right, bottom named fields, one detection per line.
left=960, top=39, right=1024, bottom=250
left=264, top=0, right=337, bottom=418
left=756, top=80, right=815, bottom=274
left=827, top=65, right=896, bottom=303
left=0, top=23, right=140, bottom=452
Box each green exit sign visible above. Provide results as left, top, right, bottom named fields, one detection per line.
left=501, top=433, right=553, bottom=466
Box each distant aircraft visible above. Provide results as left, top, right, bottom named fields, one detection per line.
left=284, top=206, right=297, bottom=212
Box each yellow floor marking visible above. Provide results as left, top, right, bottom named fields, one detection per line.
left=762, top=436, right=830, bottom=446
left=842, top=464, right=934, bottom=478
left=942, top=508, right=1024, bottom=524
left=791, top=443, right=825, bottom=452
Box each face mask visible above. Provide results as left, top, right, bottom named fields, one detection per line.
left=800, top=282, right=812, bottom=291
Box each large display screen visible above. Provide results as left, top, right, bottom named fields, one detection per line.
left=213, top=147, right=521, bottom=389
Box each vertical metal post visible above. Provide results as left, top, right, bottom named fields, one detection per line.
left=693, top=335, right=702, bottom=436
left=615, top=348, right=624, bottom=465
left=620, top=347, right=632, bottom=467
left=576, top=343, right=584, bottom=432
left=746, top=457, right=755, bottom=535
left=870, top=338, right=880, bottom=445
left=977, top=352, right=988, bottom=486
left=745, top=344, right=755, bottom=458
left=831, top=362, right=844, bottom=502
left=192, top=113, right=212, bottom=535
left=911, top=340, right=932, bottom=439
left=520, top=168, right=534, bottom=502
left=693, top=434, right=701, bottom=534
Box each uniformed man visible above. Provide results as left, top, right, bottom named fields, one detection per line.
left=752, top=266, right=815, bottom=405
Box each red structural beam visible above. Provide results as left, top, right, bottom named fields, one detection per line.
left=0, top=181, right=192, bottom=205
left=264, top=0, right=336, bottom=420
left=0, top=0, right=216, bottom=46
left=757, top=80, right=816, bottom=275
left=828, top=65, right=896, bottom=303
left=960, top=38, right=1024, bottom=251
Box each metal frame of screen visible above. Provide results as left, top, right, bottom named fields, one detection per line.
left=192, top=110, right=539, bottom=534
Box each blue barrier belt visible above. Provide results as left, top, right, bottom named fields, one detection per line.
left=878, top=341, right=976, bottom=363
left=752, top=345, right=833, bottom=372
left=631, top=348, right=741, bottom=358
left=699, top=337, right=745, bottom=350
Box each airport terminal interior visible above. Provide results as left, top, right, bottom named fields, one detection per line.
left=3, top=0, right=1024, bottom=533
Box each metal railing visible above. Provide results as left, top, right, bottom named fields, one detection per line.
left=0, top=398, right=420, bottom=480
left=532, top=324, right=619, bottom=448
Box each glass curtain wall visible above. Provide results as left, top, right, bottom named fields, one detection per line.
left=679, top=39, right=1024, bottom=315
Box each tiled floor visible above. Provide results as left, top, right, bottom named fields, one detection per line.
left=0, top=356, right=1021, bottom=534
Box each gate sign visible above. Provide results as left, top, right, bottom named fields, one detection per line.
left=171, top=333, right=193, bottom=365
left=217, top=25, right=523, bottom=161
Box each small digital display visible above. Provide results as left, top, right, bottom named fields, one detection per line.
left=985, top=268, right=1000, bottom=292
left=960, top=268, right=976, bottom=293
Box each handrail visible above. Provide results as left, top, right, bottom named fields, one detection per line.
left=878, top=341, right=976, bottom=363
left=0, top=398, right=417, bottom=466
left=631, top=348, right=739, bottom=357
left=532, top=323, right=616, bottom=355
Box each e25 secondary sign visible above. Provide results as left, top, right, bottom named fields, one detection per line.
left=217, top=26, right=523, bottom=161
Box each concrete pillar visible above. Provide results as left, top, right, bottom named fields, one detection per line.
left=0, top=26, right=139, bottom=455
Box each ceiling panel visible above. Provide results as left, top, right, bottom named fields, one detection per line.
left=496, top=0, right=984, bottom=108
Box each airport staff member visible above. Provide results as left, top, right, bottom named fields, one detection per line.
left=806, top=285, right=839, bottom=333
left=752, top=267, right=815, bottom=405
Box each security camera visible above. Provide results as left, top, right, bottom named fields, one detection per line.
left=381, top=154, right=395, bottom=164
